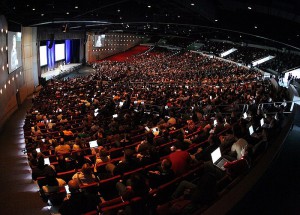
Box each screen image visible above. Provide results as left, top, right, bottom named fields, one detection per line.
left=55, top=43, right=65, bottom=61
left=8, top=31, right=22, bottom=73
left=39, top=46, right=47, bottom=66
left=94, top=35, right=105, bottom=47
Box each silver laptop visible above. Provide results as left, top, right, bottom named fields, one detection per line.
left=211, top=147, right=229, bottom=171
left=89, top=140, right=98, bottom=148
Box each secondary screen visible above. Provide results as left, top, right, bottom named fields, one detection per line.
left=8, top=31, right=22, bottom=73
left=94, top=35, right=105, bottom=47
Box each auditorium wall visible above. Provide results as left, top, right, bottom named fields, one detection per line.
left=0, top=16, right=27, bottom=132
left=86, top=33, right=144, bottom=62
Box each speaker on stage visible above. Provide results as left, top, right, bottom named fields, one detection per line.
left=48, top=34, right=54, bottom=49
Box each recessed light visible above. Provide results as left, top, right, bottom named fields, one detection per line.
left=148, top=5, right=151, bottom=8
left=66, top=12, right=69, bottom=14
left=254, top=26, right=257, bottom=29
left=32, top=8, right=35, bottom=11
left=248, top=6, right=252, bottom=10
left=75, top=6, right=78, bottom=9
left=41, top=14, right=44, bottom=16
left=297, top=34, right=299, bottom=37
left=215, top=19, right=218, bottom=22
left=117, top=9, right=120, bottom=12
left=191, top=3, right=195, bottom=6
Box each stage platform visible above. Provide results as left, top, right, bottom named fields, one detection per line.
left=41, top=63, right=82, bottom=80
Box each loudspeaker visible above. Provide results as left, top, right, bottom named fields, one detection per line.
left=48, top=34, right=54, bottom=49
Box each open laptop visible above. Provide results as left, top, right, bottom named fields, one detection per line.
left=260, top=118, right=265, bottom=127
left=211, top=147, right=229, bottom=171
left=44, top=157, right=50, bottom=165
left=89, top=140, right=98, bottom=148
left=249, top=125, right=254, bottom=135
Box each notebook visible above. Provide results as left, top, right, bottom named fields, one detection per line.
left=211, top=147, right=229, bottom=171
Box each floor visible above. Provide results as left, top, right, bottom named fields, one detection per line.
left=0, top=66, right=299, bottom=214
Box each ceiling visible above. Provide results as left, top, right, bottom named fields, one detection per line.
left=1, top=0, right=300, bottom=47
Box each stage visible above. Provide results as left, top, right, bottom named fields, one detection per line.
left=41, top=63, right=82, bottom=80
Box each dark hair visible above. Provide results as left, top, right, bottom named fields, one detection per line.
left=37, top=156, right=45, bottom=168
left=124, top=149, right=134, bottom=161
left=130, top=173, right=149, bottom=197
left=162, top=158, right=172, bottom=170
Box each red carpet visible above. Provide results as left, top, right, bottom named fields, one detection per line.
left=102, top=45, right=150, bottom=62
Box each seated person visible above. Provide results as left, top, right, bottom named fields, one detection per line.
left=42, top=175, right=66, bottom=194
left=192, top=134, right=221, bottom=162
left=32, top=156, right=56, bottom=181
left=72, top=163, right=98, bottom=185
left=158, top=174, right=217, bottom=215
left=116, top=173, right=153, bottom=214
left=94, top=147, right=110, bottom=173
left=55, top=138, right=71, bottom=155
left=59, top=179, right=99, bottom=215
left=229, top=125, right=248, bottom=160
left=168, top=142, right=192, bottom=176
left=148, top=158, right=175, bottom=188
left=106, top=149, right=140, bottom=176
left=55, top=155, right=74, bottom=173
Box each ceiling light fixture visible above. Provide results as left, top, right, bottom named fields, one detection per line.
left=254, top=26, right=257, bottom=29
left=41, top=14, right=44, bottom=16
left=248, top=6, right=252, bottom=10
left=32, top=8, right=35, bottom=11
left=75, top=6, right=78, bottom=9
left=66, top=12, right=69, bottom=15
left=191, top=3, right=195, bottom=6
left=215, top=19, right=218, bottom=22
left=148, top=5, right=151, bottom=8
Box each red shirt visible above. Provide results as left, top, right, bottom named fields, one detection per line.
left=169, top=150, right=190, bottom=176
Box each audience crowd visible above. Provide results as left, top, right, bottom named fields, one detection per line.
left=24, top=47, right=291, bottom=215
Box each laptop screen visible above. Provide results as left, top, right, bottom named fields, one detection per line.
left=260, top=118, right=264, bottom=127
left=44, top=157, right=50, bottom=165
left=211, top=147, right=222, bottom=164
left=249, top=126, right=254, bottom=135
left=89, top=140, right=98, bottom=148
left=243, top=112, right=247, bottom=119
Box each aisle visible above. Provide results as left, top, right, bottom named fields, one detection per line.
left=0, top=98, right=49, bottom=215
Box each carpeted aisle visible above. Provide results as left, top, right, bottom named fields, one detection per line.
left=0, top=98, right=49, bottom=215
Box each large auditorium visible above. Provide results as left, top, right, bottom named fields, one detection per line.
left=0, top=0, right=300, bottom=215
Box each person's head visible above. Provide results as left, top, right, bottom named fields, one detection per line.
left=232, top=124, right=243, bottom=139
left=58, top=155, right=66, bottom=167
left=208, top=134, right=221, bottom=146
left=130, top=173, right=148, bottom=196
left=81, top=163, right=92, bottom=175
left=37, top=156, right=45, bottom=168
left=161, top=158, right=172, bottom=171
left=59, top=137, right=65, bottom=145
left=68, top=179, right=80, bottom=193
left=99, top=148, right=108, bottom=158
left=46, top=175, right=58, bottom=186
left=124, top=149, right=135, bottom=162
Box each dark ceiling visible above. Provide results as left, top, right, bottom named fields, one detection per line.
left=1, top=0, right=300, bottom=47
